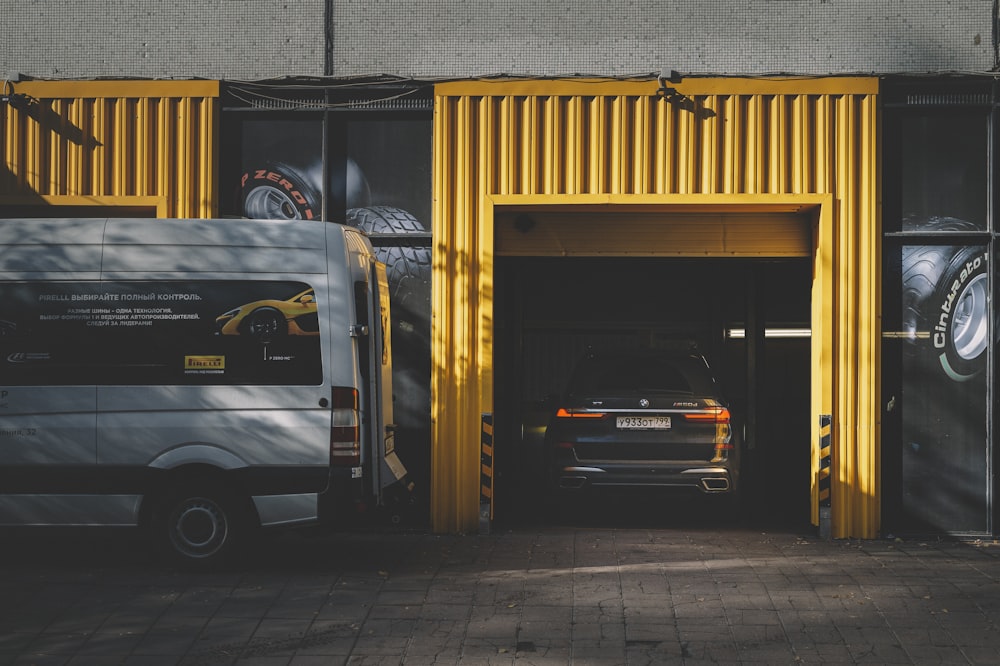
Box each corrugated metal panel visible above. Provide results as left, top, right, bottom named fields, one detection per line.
left=431, top=78, right=880, bottom=538
left=1, top=81, right=218, bottom=218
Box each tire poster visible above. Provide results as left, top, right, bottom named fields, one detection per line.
left=887, top=107, right=996, bottom=536
left=894, top=220, right=992, bottom=534
left=224, top=115, right=433, bottom=516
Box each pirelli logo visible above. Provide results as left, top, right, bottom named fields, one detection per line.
left=184, top=355, right=225, bottom=373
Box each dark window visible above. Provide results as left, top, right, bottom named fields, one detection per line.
left=882, top=78, right=995, bottom=536
left=897, top=111, right=989, bottom=231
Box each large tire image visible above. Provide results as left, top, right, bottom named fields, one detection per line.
left=901, top=217, right=991, bottom=382
left=345, top=206, right=430, bottom=307
left=240, top=161, right=321, bottom=220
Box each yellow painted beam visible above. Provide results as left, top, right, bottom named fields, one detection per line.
left=0, top=194, right=168, bottom=216
left=435, top=77, right=878, bottom=98
left=14, top=80, right=219, bottom=100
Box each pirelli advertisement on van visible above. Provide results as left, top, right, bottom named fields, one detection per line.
left=0, top=280, right=322, bottom=386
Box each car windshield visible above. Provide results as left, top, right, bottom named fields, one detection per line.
left=570, top=354, right=706, bottom=395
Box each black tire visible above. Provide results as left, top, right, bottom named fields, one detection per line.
left=243, top=307, right=285, bottom=344
left=344, top=206, right=431, bottom=306
left=901, top=217, right=991, bottom=381
left=545, top=488, right=579, bottom=523
left=240, top=161, right=321, bottom=221
left=709, top=484, right=744, bottom=522
left=154, top=485, right=250, bottom=569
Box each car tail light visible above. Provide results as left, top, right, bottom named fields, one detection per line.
left=683, top=406, right=731, bottom=423
left=330, top=387, right=360, bottom=466
left=555, top=408, right=607, bottom=419
left=684, top=406, right=735, bottom=460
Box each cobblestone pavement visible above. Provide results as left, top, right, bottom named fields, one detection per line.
left=3, top=517, right=1000, bottom=665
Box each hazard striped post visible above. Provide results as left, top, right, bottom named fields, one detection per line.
left=818, top=414, right=832, bottom=539
left=480, top=413, right=493, bottom=534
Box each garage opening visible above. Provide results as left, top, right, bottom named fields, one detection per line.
left=489, top=210, right=815, bottom=530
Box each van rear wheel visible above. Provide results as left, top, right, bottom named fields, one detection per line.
left=155, top=486, right=248, bottom=568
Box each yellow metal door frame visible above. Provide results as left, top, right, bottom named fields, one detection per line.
left=431, top=191, right=846, bottom=534
left=431, top=78, right=880, bottom=538
left=481, top=193, right=833, bottom=526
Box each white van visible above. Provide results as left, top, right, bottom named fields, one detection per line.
left=0, top=218, right=409, bottom=566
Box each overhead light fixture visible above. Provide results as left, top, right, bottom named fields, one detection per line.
left=726, top=328, right=812, bottom=339
left=0, top=77, right=13, bottom=105
left=1, top=77, right=31, bottom=109
left=656, top=69, right=685, bottom=103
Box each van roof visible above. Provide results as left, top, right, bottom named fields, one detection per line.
left=0, top=218, right=363, bottom=279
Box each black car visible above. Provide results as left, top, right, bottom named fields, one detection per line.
left=545, top=349, right=740, bottom=498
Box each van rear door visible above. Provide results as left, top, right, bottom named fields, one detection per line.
left=367, top=260, right=408, bottom=500
left=0, top=281, right=100, bottom=524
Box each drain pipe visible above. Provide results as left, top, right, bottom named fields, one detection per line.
left=994, top=0, right=999, bottom=71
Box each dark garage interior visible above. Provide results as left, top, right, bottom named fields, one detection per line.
left=492, top=256, right=813, bottom=530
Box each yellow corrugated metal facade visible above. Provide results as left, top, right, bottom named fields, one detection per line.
left=1, top=81, right=218, bottom=218
left=0, top=75, right=881, bottom=539
left=431, top=78, right=880, bottom=538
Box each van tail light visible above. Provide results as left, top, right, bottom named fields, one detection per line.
left=330, top=387, right=360, bottom=466
left=555, top=408, right=607, bottom=419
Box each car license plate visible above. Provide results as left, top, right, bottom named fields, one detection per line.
left=616, top=415, right=671, bottom=430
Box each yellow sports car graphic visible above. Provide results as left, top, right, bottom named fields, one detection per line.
left=215, top=288, right=319, bottom=343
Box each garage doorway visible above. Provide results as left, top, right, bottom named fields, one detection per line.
left=489, top=207, right=816, bottom=529
left=493, top=257, right=812, bottom=528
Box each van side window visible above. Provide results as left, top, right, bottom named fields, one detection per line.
left=0, top=280, right=322, bottom=386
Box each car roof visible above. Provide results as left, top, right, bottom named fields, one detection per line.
left=577, top=348, right=706, bottom=363
left=566, top=348, right=722, bottom=396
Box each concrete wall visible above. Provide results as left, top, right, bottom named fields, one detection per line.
left=1, top=0, right=326, bottom=80
left=331, top=0, right=995, bottom=78
left=1, top=0, right=994, bottom=80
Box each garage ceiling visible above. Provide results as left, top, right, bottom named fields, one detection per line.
left=495, top=212, right=812, bottom=257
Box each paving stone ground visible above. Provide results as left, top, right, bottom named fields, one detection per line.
left=2, top=516, right=1000, bottom=664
